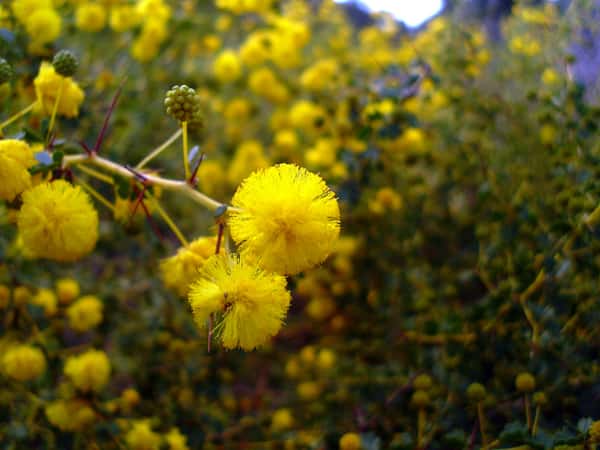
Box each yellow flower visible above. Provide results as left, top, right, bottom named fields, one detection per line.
left=131, top=35, right=160, bottom=62
left=515, top=372, right=536, bottom=393
left=271, top=408, right=294, bottom=432
left=24, top=8, right=61, bottom=46
left=2, top=344, right=46, bottom=381
left=110, top=5, right=140, bottom=32
left=64, top=349, right=111, bottom=392
left=160, top=236, right=219, bottom=297
left=165, top=427, right=190, bottom=450
left=55, top=277, right=80, bottom=304
left=75, top=3, right=107, bottom=32
left=125, top=420, right=162, bottom=450
left=228, top=140, right=270, bottom=187
left=297, top=381, right=321, bottom=400
left=67, top=295, right=104, bottom=332
left=229, top=164, right=340, bottom=275
left=11, top=0, right=52, bottom=24
left=188, top=254, right=291, bottom=350
left=31, top=288, right=58, bottom=317
left=45, top=399, right=96, bottom=432
left=340, top=432, right=362, bottom=450
left=34, top=62, right=85, bottom=118
left=0, top=139, right=36, bottom=201
left=317, top=348, right=336, bottom=371
left=213, top=49, right=242, bottom=83
left=17, top=180, right=99, bottom=262
left=196, top=160, right=227, bottom=199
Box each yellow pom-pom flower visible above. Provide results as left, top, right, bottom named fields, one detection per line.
left=64, top=349, right=111, bottom=392
left=55, top=277, right=80, bottom=304
left=125, top=420, right=162, bottom=450
left=161, top=236, right=219, bottom=297
left=34, top=62, right=85, bottom=118
left=165, top=427, right=190, bottom=450
left=30, top=288, right=58, bottom=317
left=213, top=49, right=242, bottom=83
left=25, top=8, right=61, bottom=47
left=229, top=164, right=340, bottom=275
left=271, top=408, right=294, bottom=432
left=188, top=254, right=291, bottom=350
left=11, top=0, right=52, bottom=24
left=17, top=180, right=99, bottom=262
left=2, top=344, right=46, bottom=382
left=45, top=399, right=96, bottom=432
left=67, top=295, right=104, bottom=332
left=0, top=139, right=36, bottom=201
left=340, top=432, right=362, bottom=450
left=75, top=3, right=107, bottom=32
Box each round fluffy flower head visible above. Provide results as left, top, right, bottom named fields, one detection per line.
left=188, top=254, right=291, bottom=350
left=45, top=399, right=96, bottom=432
left=75, top=3, right=107, bottom=32
left=160, top=236, right=219, bottom=297
left=515, top=372, right=536, bottom=393
left=229, top=164, right=340, bottom=275
left=55, top=277, right=80, bottom=304
left=2, top=344, right=46, bottom=382
left=17, top=180, right=99, bottom=262
left=64, top=349, right=111, bottom=392
left=0, top=139, right=36, bottom=201
left=67, top=295, right=104, bottom=332
left=340, top=432, right=362, bottom=450
left=34, top=62, right=85, bottom=118
left=125, top=420, right=162, bottom=450
left=25, top=8, right=61, bottom=47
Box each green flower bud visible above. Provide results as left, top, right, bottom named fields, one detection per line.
left=52, top=50, right=79, bottom=77
left=0, top=58, right=13, bottom=84
left=164, top=84, right=201, bottom=123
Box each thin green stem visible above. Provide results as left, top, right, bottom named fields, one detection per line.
left=47, top=80, right=64, bottom=143
left=64, top=153, right=229, bottom=212
left=0, top=101, right=37, bottom=136
left=181, top=121, right=190, bottom=180
left=135, top=128, right=182, bottom=169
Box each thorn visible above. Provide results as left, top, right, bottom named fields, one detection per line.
left=129, top=184, right=147, bottom=223
left=93, top=77, right=126, bottom=154
left=189, top=152, right=205, bottom=184
left=139, top=194, right=164, bottom=243
left=124, top=164, right=148, bottom=183
left=207, top=314, right=213, bottom=353
left=79, top=141, right=93, bottom=156
left=215, top=222, right=224, bottom=255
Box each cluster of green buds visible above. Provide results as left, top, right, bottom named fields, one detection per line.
left=52, top=50, right=79, bottom=77
left=0, top=58, right=13, bottom=84
left=164, top=84, right=202, bottom=126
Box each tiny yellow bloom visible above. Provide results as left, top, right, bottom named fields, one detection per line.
left=67, top=295, right=104, bottom=332
left=340, top=432, right=362, bottom=450
left=2, top=344, right=46, bottom=381
left=160, top=236, right=219, bottom=297
left=75, top=3, right=107, bottom=32
left=125, top=420, right=162, bottom=450
left=55, top=277, right=80, bottom=304
left=213, top=49, right=242, bottom=83
left=64, top=349, right=111, bottom=392
left=45, top=399, right=96, bottom=432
